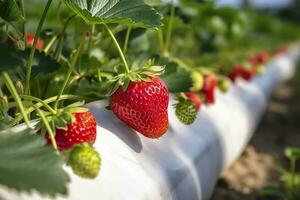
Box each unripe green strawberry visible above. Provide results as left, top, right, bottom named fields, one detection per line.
left=190, top=71, right=204, bottom=92
left=218, top=78, right=230, bottom=93
left=175, top=99, right=197, bottom=125
left=256, top=64, right=266, bottom=75
left=67, top=143, right=101, bottom=179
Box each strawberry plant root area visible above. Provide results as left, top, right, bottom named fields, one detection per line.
left=211, top=79, right=300, bottom=200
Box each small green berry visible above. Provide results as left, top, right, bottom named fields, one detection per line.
left=218, top=78, right=230, bottom=93
left=175, top=99, right=197, bottom=125
left=67, top=143, right=101, bottom=179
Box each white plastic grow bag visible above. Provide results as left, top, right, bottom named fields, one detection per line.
left=0, top=47, right=299, bottom=200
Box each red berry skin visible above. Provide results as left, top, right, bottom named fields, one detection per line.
left=228, top=64, right=243, bottom=82
left=202, top=74, right=218, bottom=104
left=26, top=34, right=44, bottom=51
left=46, top=112, right=97, bottom=151
left=109, top=77, right=169, bottom=138
left=185, top=92, right=202, bottom=112
left=205, top=88, right=215, bottom=104
left=257, top=52, right=269, bottom=64
left=240, top=67, right=256, bottom=81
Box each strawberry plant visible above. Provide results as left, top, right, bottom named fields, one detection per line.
left=0, top=0, right=300, bottom=197
left=260, top=147, right=300, bottom=200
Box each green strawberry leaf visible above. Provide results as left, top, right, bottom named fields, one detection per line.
left=0, top=128, right=70, bottom=196
left=0, top=0, right=23, bottom=22
left=0, top=43, right=24, bottom=73
left=63, top=0, right=162, bottom=28
left=160, top=60, right=193, bottom=93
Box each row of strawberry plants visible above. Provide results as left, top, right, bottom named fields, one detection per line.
left=0, top=0, right=299, bottom=197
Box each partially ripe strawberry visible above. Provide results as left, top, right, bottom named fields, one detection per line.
left=257, top=52, right=269, bottom=64
left=67, top=143, right=101, bottom=179
left=46, top=111, right=97, bottom=151
left=110, top=76, right=169, bottom=138
left=26, top=34, right=44, bottom=51
left=249, top=54, right=259, bottom=66
left=175, top=99, right=197, bottom=125
left=202, top=73, right=218, bottom=104
left=185, top=92, right=202, bottom=112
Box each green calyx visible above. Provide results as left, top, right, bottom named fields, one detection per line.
left=175, top=96, right=197, bottom=125
left=107, top=59, right=165, bottom=96
left=0, top=95, right=9, bottom=125
left=67, top=143, right=101, bottom=179
left=35, top=101, right=88, bottom=133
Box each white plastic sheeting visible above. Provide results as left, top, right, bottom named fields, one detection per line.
left=0, top=48, right=299, bottom=200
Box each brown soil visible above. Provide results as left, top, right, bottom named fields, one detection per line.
left=211, top=80, right=300, bottom=200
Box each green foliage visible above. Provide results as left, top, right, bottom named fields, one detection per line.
left=0, top=0, right=23, bottom=22
left=0, top=43, right=24, bottom=73
left=63, top=0, right=162, bottom=28
left=260, top=147, right=300, bottom=200
left=0, top=128, right=70, bottom=196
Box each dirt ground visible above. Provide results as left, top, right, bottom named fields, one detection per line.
left=211, top=80, right=300, bottom=200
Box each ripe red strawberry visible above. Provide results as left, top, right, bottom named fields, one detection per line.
left=185, top=92, right=202, bottom=112
left=46, top=111, right=97, bottom=151
left=202, top=73, right=218, bottom=104
left=26, top=34, right=44, bottom=51
left=257, top=52, right=269, bottom=64
left=228, top=64, right=243, bottom=82
left=109, top=76, right=169, bottom=138
left=240, top=67, right=256, bottom=81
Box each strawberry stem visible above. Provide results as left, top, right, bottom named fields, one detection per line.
left=87, top=24, right=96, bottom=55
left=123, top=24, right=132, bottom=54
left=44, top=35, right=58, bottom=54
left=164, top=0, right=175, bottom=56
left=31, top=104, right=58, bottom=150
left=2, top=72, right=31, bottom=128
left=25, top=0, right=53, bottom=95
left=9, top=95, right=83, bottom=127
left=20, top=95, right=57, bottom=115
left=158, top=29, right=165, bottom=54
left=54, top=14, right=77, bottom=61
left=19, top=0, right=26, bottom=46
left=104, top=24, right=130, bottom=74
left=54, top=31, right=86, bottom=110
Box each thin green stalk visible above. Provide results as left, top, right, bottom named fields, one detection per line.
left=54, top=32, right=86, bottom=110
left=19, top=0, right=26, bottom=45
left=104, top=24, right=130, bottom=74
left=32, top=105, right=58, bottom=150
left=158, top=29, right=164, bottom=53
left=20, top=95, right=56, bottom=115
left=97, top=68, right=102, bottom=83
left=164, top=0, right=175, bottom=55
left=8, top=101, right=32, bottom=108
left=25, top=0, right=53, bottom=95
left=2, top=72, right=31, bottom=127
left=123, top=25, right=132, bottom=54
left=0, top=88, right=3, bottom=97
left=290, top=158, right=296, bottom=192
left=87, top=24, right=96, bottom=55
left=9, top=95, right=83, bottom=126
left=54, top=14, right=77, bottom=61
left=44, top=35, right=57, bottom=54
left=3, top=20, right=23, bottom=37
